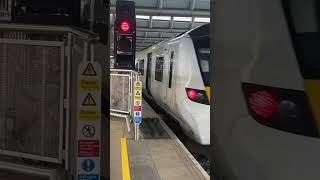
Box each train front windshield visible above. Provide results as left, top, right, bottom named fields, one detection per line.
left=189, top=23, right=210, bottom=87
left=197, top=48, right=210, bottom=86
left=283, top=0, right=320, bottom=79
left=193, top=37, right=210, bottom=87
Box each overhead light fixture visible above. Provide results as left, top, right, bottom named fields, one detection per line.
left=173, top=17, right=192, bottom=22
left=136, top=15, right=150, bottom=19
left=194, top=17, right=210, bottom=23
left=152, top=16, right=171, bottom=21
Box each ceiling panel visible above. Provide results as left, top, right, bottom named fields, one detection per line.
left=110, top=0, right=210, bottom=52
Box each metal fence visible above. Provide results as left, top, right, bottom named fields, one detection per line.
left=0, top=39, right=64, bottom=163
left=0, top=0, right=10, bottom=21
left=0, top=23, right=98, bottom=165
left=110, top=69, right=140, bottom=114
left=110, top=69, right=139, bottom=130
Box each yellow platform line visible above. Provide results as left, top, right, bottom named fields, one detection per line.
left=121, top=138, right=131, bottom=180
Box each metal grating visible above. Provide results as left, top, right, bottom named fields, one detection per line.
left=110, top=74, right=130, bottom=113
left=0, top=0, right=11, bottom=21
left=0, top=41, right=63, bottom=161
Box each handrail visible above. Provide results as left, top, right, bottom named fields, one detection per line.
left=110, top=69, right=139, bottom=73
left=0, top=23, right=99, bottom=42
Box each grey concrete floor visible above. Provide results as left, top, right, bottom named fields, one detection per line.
left=110, top=100, right=208, bottom=180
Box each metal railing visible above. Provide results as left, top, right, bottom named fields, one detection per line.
left=110, top=69, right=139, bottom=131
left=0, top=23, right=99, bottom=169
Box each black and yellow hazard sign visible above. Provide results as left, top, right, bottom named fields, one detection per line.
left=135, top=91, right=141, bottom=96
left=82, top=63, right=97, bottom=76
left=80, top=80, right=101, bottom=91
left=79, top=110, right=101, bottom=121
left=82, top=93, right=96, bottom=106
left=134, top=80, right=142, bottom=90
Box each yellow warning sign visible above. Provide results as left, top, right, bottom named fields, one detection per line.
left=82, top=63, right=97, bottom=76
left=79, top=110, right=101, bottom=121
left=135, top=81, right=142, bottom=87
left=82, top=93, right=96, bottom=106
left=134, top=80, right=142, bottom=91
left=135, top=91, right=141, bottom=96
left=80, top=80, right=101, bottom=91
left=134, top=96, right=142, bottom=100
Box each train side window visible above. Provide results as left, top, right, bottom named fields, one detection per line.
left=137, top=59, right=144, bottom=75
left=140, top=59, right=145, bottom=75
left=168, top=52, right=174, bottom=88
left=155, top=56, right=164, bottom=82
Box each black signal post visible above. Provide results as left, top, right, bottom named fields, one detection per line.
left=114, top=0, right=136, bottom=69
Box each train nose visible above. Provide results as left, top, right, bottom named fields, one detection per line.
left=191, top=111, right=211, bottom=145
left=181, top=98, right=211, bottom=145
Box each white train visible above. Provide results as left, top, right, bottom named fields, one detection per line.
left=213, top=0, right=320, bottom=179
left=135, top=24, right=210, bottom=145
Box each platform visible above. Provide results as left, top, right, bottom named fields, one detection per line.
left=110, top=99, right=210, bottom=180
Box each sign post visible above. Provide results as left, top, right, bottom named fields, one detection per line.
left=133, top=80, right=142, bottom=141
left=77, top=61, right=102, bottom=180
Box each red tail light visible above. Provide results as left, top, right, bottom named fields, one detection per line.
left=187, top=89, right=199, bottom=100
left=249, top=91, right=279, bottom=119
left=186, top=88, right=209, bottom=105
left=119, top=20, right=131, bottom=33
left=242, top=82, right=318, bottom=137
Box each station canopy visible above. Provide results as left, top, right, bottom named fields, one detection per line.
left=110, top=0, right=210, bottom=54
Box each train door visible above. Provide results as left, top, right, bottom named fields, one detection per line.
left=146, top=52, right=152, bottom=95
left=166, top=44, right=178, bottom=110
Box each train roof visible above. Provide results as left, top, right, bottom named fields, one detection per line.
left=138, top=23, right=210, bottom=53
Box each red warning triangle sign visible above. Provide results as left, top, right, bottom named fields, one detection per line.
left=82, top=63, right=97, bottom=76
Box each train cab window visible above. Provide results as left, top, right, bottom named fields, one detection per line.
left=193, top=38, right=210, bottom=86
left=155, top=56, right=164, bottom=82
left=169, top=52, right=174, bottom=88
left=189, top=23, right=210, bottom=86
left=283, top=0, right=320, bottom=78
left=199, top=49, right=210, bottom=72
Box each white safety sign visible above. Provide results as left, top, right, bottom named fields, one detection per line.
left=133, top=81, right=142, bottom=124
left=77, top=62, right=101, bottom=180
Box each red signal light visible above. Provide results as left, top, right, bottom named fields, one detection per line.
left=119, top=20, right=131, bottom=33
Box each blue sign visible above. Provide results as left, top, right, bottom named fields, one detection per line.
left=82, top=159, right=95, bottom=172
left=134, top=116, right=142, bottom=124
left=135, top=111, right=141, bottom=117
left=78, top=174, right=99, bottom=180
